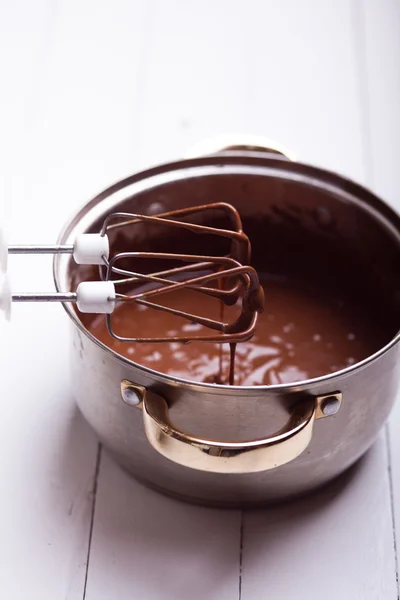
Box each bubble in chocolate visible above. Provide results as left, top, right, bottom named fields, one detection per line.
left=315, top=206, right=333, bottom=227
left=148, top=202, right=166, bottom=215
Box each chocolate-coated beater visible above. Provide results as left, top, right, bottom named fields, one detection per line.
left=0, top=203, right=264, bottom=342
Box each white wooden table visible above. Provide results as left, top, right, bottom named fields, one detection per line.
left=0, top=1, right=399, bottom=598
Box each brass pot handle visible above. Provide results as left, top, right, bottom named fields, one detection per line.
left=185, top=134, right=296, bottom=162
left=121, top=381, right=342, bottom=474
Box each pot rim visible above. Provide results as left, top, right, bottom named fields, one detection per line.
left=54, top=151, right=400, bottom=393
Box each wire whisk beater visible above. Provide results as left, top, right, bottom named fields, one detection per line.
left=1, top=202, right=264, bottom=343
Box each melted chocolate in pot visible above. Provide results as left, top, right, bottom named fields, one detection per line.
left=88, top=275, right=390, bottom=385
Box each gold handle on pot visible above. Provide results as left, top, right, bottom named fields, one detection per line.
left=185, top=134, right=296, bottom=162
left=121, top=381, right=342, bottom=474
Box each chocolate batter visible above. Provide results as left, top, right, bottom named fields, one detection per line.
left=88, top=274, right=389, bottom=385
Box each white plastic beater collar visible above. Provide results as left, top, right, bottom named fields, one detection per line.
left=0, top=228, right=114, bottom=317
left=73, top=233, right=109, bottom=265
left=0, top=273, right=11, bottom=320
left=76, top=281, right=116, bottom=314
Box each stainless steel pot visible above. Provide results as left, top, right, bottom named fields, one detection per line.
left=54, top=140, right=400, bottom=507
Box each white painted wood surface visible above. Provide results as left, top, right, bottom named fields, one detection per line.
left=363, top=1, right=400, bottom=590
left=0, top=1, right=399, bottom=598
left=85, top=453, right=241, bottom=600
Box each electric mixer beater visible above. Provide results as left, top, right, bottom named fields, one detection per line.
left=0, top=202, right=264, bottom=343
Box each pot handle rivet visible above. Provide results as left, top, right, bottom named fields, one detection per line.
left=315, top=392, right=342, bottom=419
left=121, top=379, right=144, bottom=408
left=321, top=396, right=341, bottom=416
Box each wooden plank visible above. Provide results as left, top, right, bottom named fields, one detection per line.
left=0, top=1, right=146, bottom=598
left=133, top=0, right=366, bottom=182
left=0, top=311, right=99, bottom=600
left=0, top=3, right=101, bottom=598
left=241, top=435, right=397, bottom=599
left=85, top=453, right=240, bottom=600
left=360, top=0, right=400, bottom=207
left=7, top=0, right=150, bottom=238
left=0, top=1, right=54, bottom=147
left=0, top=0, right=55, bottom=224
left=361, top=0, right=400, bottom=594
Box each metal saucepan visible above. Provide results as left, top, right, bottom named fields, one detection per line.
left=54, top=140, right=400, bottom=507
